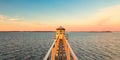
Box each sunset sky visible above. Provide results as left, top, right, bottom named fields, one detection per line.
left=0, top=0, right=120, bottom=31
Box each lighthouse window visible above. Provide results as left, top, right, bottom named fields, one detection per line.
left=60, top=30, right=62, bottom=34
left=60, top=30, right=62, bottom=32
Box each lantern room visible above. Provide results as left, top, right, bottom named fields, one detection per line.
left=56, top=26, right=65, bottom=39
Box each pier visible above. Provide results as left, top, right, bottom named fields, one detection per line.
left=43, top=26, right=78, bottom=60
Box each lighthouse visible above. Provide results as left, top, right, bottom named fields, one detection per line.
left=56, top=26, right=65, bottom=39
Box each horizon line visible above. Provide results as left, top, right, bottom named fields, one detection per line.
left=0, top=30, right=119, bottom=32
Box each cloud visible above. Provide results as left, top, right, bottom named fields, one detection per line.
left=0, top=21, right=55, bottom=31
left=0, top=14, right=55, bottom=31
left=0, top=15, right=7, bottom=21
left=0, top=14, right=20, bottom=21
left=96, top=5, right=120, bottom=25
left=8, top=18, right=19, bottom=21
left=89, top=4, right=120, bottom=27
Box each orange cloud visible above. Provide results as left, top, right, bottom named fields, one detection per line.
left=0, top=18, right=56, bottom=31
left=83, top=4, right=120, bottom=31
left=0, top=15, right=7, bottom=21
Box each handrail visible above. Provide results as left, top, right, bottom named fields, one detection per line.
left=63, top=36, right=78, bottom=60
left=43, top=36, right=59, bottom=60
left=43, top=39, right=56, bottom=60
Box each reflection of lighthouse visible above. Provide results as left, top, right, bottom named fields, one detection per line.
left=56, top=26, right=65, bottom=39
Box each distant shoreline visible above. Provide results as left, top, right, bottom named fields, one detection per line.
left=0, top=31, right=119, bottom=32
left=69, top=31, right=113, bottom=33
left=0, top=31, right=55, bottom=32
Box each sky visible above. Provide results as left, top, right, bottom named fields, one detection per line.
left=0, top=0, right=120, bottom=31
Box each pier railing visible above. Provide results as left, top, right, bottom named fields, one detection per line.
left=43, top=36, right=60, bottom=60
left=43, top=35, right=78, bottom=60
left=63, top=36, right=78, bottom=60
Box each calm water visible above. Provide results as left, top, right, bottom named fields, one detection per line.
left=0, top=32, right=120, bottom=60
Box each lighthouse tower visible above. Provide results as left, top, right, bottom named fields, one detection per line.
left=56, top=26, right=65, bottom=39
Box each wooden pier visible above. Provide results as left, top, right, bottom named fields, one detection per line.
left=43, top=26, right=78, bottom=60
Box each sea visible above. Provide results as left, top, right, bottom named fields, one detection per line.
left=0, top=32, right=120, bottom=60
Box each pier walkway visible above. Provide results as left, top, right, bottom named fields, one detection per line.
left=43, top=26, right=78, bottom=60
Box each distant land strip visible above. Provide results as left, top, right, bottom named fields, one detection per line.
left=1, top=31, right=120, bottom=32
